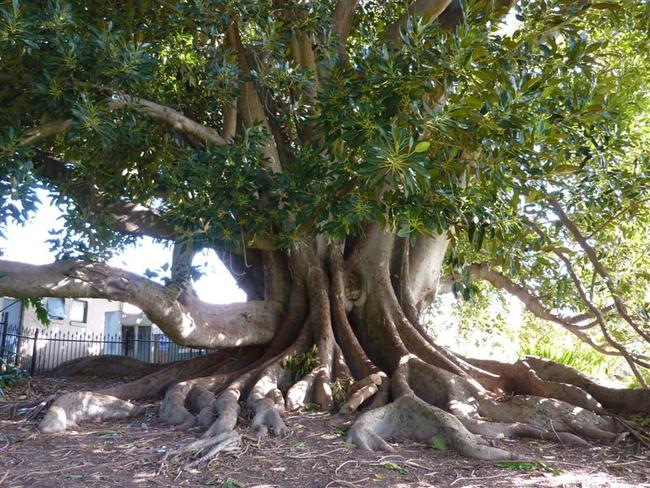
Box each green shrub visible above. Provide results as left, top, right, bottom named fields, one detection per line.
left=0, top=364, right=30, bottom=397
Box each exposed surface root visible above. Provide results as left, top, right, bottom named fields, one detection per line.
left=159, top=381, right=196, bottom=427
left=346, top=356, right=516, bottom=460
left=339, top=373, right=386, bottom=414
left=524, top=356, right=650, bottom=413
left=347, top=353, right=623, bottom=458
left=201, top=389, right=241, bottom=438
left=465, top=355, right=650, bottom=414
left=40, top=349, right=258, bottom=433
left=347, top=395, right=514, bottom=460
left=408, top=356, right=619, bottom=444
left=39, top=391, right=144, bottom=433
left=286, top=367, right=318, bottom=411
left=48, top=355, right=163, bottom=378
left=246, top=369, right=289, bottom=438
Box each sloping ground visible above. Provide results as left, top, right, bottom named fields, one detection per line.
left=1, top=377, right=649, bottom=487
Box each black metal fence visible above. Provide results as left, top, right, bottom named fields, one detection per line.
left=0, top=316, right=214, bottom=375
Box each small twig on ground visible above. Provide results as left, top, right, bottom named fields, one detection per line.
left=335, top=459, right=358, bottom=475
left=325, top=478, right=371, bottom=488
left=284, top=447, right=347, bottom=459
left=404, top=459, right=434, bottom=471
left=450, top=472, right=510, bottom=486
left=550, top=420, right=563, bottom=445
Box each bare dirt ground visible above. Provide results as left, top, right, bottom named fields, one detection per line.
left=1, top=377, right=650, bottom=488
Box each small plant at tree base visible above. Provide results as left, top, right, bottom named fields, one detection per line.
left=332, top=378, right=355, bottom=409
left=283, top=345, right=319, bottom=383
left=0, top=364, right=30, bottom=398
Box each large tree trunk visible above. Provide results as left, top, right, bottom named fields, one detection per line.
left=3, top=229, right=648, bottom=462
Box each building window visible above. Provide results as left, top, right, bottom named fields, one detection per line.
left=46, top=298, right=65, bottom=320
left=70, top=300, right=88, bottom=323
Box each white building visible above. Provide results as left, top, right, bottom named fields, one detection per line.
left=0, top=297, right=180, bottom=371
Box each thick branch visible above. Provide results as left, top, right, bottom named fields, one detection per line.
left=225, top=23, right=283, bottom=173
left=34, top=153, right=177, bottom=240
left=222, top=99, right=238, bottom=141
left=107, top=94, right=228, bottom=146
left=18, top=119, right=75, bottom=147
left=108, top=200, right=177, bottom=239
left=0, top=259, right=281, bottom=348
left=19, top=92, right=228, bottom=150
left=332, top=0, right=359, bottom=62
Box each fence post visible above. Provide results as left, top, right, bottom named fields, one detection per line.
left=14, top=323, right=22, bottom=367
left=0, top=313, right=8, bottom=370
left=30, top=329, right=39, bottom=376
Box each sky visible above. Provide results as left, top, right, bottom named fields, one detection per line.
left=1, top=190, right=246, bottom=304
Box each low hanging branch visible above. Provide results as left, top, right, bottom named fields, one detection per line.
left=467, top=263, right=650, bottom=369
left=0, top=259, right=282, bottom=349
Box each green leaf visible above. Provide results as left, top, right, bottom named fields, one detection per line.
left=222, top=479, right=245, bottom=488
left=495, top=460, right=561, bottom=475
left=379, top=461, right=408, bottom=475
left=430, top=435, right=447, bottom=451
left=413, top=141, right=430, bottom=153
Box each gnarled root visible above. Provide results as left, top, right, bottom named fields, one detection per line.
left=407, top=355, right=619, bottom=445
left=48, top=355, right=163, bottom=379
left=339, top=372, right=386, bottom=414
left=347, top=356, right=513, bottom=459
left=347, top=353, right=623, bottom=459
left=523, top=356, right=650, bottom=413
left=348, top=395, right=514, bottom=460
left=246, top=368, right=290, bottom=438
left=40, top=348, right=259, bottom=433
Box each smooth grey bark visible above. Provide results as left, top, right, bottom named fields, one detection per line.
left=0, top=259, right=281, bottom=347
